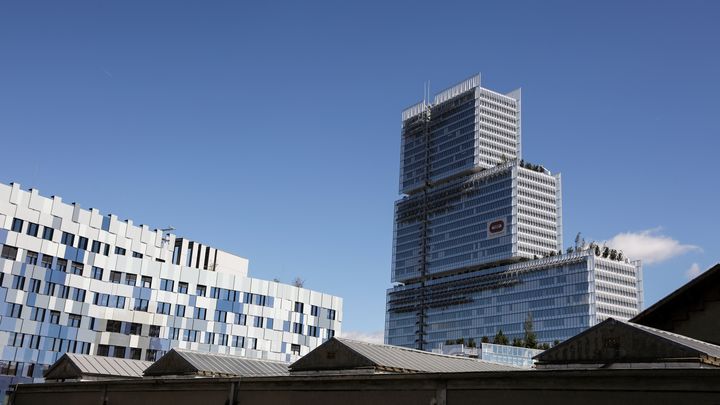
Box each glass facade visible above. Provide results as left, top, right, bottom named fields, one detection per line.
left=0, top=182, right=342, bottom=395
left=387, top=74, right=641, bottom=351
left=387, top=252, right=641, bottom=349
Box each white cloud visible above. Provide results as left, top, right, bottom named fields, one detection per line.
left=605, top=228, right=700, bottom=265
left=686, top=263, right=702, bottom=279
left=340, top=330, right=384, bottom=344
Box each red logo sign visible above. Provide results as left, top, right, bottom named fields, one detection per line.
left=489, top=220, right=505, bottom=234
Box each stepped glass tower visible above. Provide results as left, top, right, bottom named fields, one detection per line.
left=386, top=75, right=642, bottom=350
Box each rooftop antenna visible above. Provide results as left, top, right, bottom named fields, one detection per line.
left=161, top=226, right=175, bottom=247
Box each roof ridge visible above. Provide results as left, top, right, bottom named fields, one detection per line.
left=172, top=348, right=289, bottom=365
left=623, top=320, right=720, bottom=350
left=335, top=337, right=495, bottom=363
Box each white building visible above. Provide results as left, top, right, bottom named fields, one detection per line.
left=0, top=182, right=342, bottom=392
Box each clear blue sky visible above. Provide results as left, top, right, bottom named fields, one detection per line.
left=1, top=1, right=718, bottom=339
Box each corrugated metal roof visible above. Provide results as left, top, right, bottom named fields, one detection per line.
left=45, top=354, right=152, bottom=379
left=332, top=338, right=517, bottom=373
left=144, top=349, right=289, bottom=377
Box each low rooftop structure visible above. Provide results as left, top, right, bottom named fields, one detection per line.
left=289, top=337, right=518, bottom=374
left=43, top=354, right=152, bottom=382
left=143, top=349, right=289, bottom=378
left=534, top=318, right=720, bottom=369
left=631, top=263, right=720, bottom=345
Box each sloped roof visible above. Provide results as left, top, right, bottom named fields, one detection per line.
left=143, top=348, right=289, bottom=377
left=534, top=318, right=720, bottom=367
left=44, top=354, right=152, bottom=380
left=290, top=337, right=518, bottom=373
left=631, top=264, right=720, bottom=340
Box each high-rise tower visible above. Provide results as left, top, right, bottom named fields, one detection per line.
left=386, top=74, right=641, bottom=350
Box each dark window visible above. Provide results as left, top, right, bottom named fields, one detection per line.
left=148, top=325, right=161, bottom=338
left=91, top=266, right=103, bottom=280
left=294, top=302, right=304, bottom=313
left=194, top=307, right=206, bottom=320
left=42, top=227, right=54, bottom=241
left=61, top=232, right=75, bottom=246
left=292, top=322, right=303, bottom=334
left=70, top=261, right=83, bottom=275
left=311, top=305, right=319, bottom=316
left=125, top=273, right=137, bottom=286
left=109, top=271, right=122, bottom=283
left=186, top=242, right=194, bottom=267
left=103, top=244, right=110, bottom=256
left=327, top=309, right=337, bottom=320
left=6, top=303, right=22, bottom=318
left=40, top=255, right=53, bottom=269
left=26, top=223, right=39, bottom=237
left=56, top=258, right=67, bottom=272
left=156, top=302, right=171, bottom=315
left=44, top=282, right=56, bottom=296
left=254, top=316, right=264, bottom=328
left=129, top=323, right=142, bottom=335
left=132, top=251, right=143, bottom=259
left=160, top=278, right=173, bottom=292
left=78, top=237, right=89, bottom=251
left=134, top=298, right=148, bottom=311
left=25, top=251, right=38, bottom=265
left=28, top=278, right=41, bottom=293
left=106, top=320, right=122, bottom=333
left=72, top=288, right=86, bottom=302
left=145, top=349, right=159, bottom=361
left=68, top=314, right=81, bottom=328
left=97, top=344, right=110, bottom=357
left=12, top=275, right=25, bottom=290
left=196, top=285, right=206, bottom=296
left=176, top=304, right=186, bottom=317
left=232, top=336, right=244, bottom=348
left=91, top=240, right=101, bottom=254
left=235, top=313, right=246, bottom=325
left=214, top=310, right=227, bottom=323
left=58, top=285, right=70, bottom=299
left=291, top=344, right=301, bottom=355
left=11, top=218, right=23, bottom=232
left=49, top=310, right=60, bottom=324
left=130, top=348, right=142, bottom=360
left=1, top=245, right=18, bottom=260
left=141, top=276, right=152, bottom=288
left=114, top=246, right=126, bottom=255
left=178, top=282, right=188, bottom=294
left=113, top=346, right=126, bottom=358
left=30, top=307, right=45, bottom=321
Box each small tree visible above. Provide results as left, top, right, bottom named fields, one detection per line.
left=481, top=336, right=490, bottom=344
left=455, top=338, right=465, bottom=345
left=511, top=337, right=524, bottom=347
left=538, top=342, right=550, bottom=350
left=493, top=329, right=509, bottom=345
left=566, top=247, right=574, bottom=254
left=523, top=313, right=538, bottom=349
left=617, top=251, right=624, bottom=261
left=594, top=245, right=601, bottom=256
left=602, top=246, right=610, bottom=258
left=467, top=338, right=476, bottom=348
left=609, top=249, right=618, bottom=260
left=292, top=277, right=305, bottom=288
left=552, top=339, right=561, bottom=347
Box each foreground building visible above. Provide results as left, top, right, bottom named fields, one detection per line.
left=387, top=74, right=642, bottom=349
left=10, top=329, right=720, bottom=405
left=0, top=182, right=342, bottom=395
